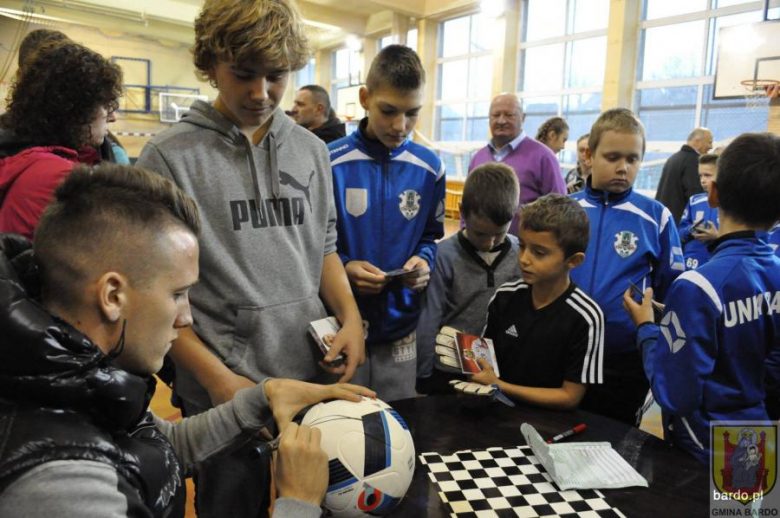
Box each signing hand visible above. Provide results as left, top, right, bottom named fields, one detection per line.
left=345, top=260, right=388, bottom=295
left=401, top=255, right=431, bottom=291
left=264, top=379, right=376, bottom=432
left=274, top=423, right=328, bottom=505
left=622, top=286, right=656, bottom=327
left=320, top=318, right=366, bottom=383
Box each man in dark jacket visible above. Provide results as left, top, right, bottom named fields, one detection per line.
left=655, top=127, right=713, bottom=223
left=0, top=163, right=372, bottom=518
left=291, top=84, right=347, bottom=144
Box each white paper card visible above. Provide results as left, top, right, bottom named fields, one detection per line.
left=520, top=423, right=649, bottom=490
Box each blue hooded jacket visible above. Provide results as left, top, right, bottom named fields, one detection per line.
left=638, top=232, right=780, bottom=463
left=329, top=120, right=446, bottom=344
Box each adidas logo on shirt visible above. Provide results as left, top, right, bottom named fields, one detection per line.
left=505, top=325, right=518, bottom=337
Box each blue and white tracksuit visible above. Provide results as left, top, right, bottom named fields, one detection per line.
left=638, top=231, right=780, bottom=464
left=328, top=120, right=446, bottom=345
left=571, top=182, right=685, bottom=357
left=678, top=193, right=719, bottom=270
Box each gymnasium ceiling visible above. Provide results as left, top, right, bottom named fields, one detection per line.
left=2, top=0, right=478, bottom=47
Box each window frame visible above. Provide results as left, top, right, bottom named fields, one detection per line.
left=634, top=0, right=778, bottom=193
left=635, top=0, right=776, bottom=155
left=330, top=46, right=363, bottom=111
left=434, top=12, right=496, bottom=145
left=516, top=0, right=609, bottom=159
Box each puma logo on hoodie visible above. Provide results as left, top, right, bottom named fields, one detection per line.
left=279, top=170, right=315, bottom=212
left=230, top=169, right=314, bottom=229
left=230, top=197, right=305, bottom=230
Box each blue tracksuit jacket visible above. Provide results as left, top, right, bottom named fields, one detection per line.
left=329, top=121, right=446, bottom=344
left=638, top=231, right=780, bottom=464
left=571, top=181, right=685, bottom=356
left=678, top=193, right=719, bottom=270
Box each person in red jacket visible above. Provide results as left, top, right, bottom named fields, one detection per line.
left=0, top=41, right=122, bottom=241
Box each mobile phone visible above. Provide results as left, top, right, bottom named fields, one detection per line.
left=689, top=217, right=704, bottom=231
left=628, top=280, right=664, bottom=317
left=384, top=266, right=423, bottom=278
left=628, top=281, right=644, bottom=300
left=692, top=218, right=712, bottom=232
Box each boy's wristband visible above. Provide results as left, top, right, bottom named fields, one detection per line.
left=636, top=322, right=658, bottom=353
left=636, top=321, right=655, bottom=332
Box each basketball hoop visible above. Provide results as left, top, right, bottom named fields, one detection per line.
left=740, top=79, right=779, bottom=111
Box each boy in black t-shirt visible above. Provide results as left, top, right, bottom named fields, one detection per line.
left=468, top=194, right=604, bottom=410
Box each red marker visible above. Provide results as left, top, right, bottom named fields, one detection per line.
left=547, top=423, right=587, bottom=444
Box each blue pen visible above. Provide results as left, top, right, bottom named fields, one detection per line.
left=252, top=436, right=281, bottom=458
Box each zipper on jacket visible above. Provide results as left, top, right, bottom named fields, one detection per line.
left=588, top=190, right=609, bottom=294
left=378, top=154, right=389, bottom=340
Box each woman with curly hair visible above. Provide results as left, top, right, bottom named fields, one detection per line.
left=0, top=41, right=122, bottom=240
left=535, top=116, right=569, bottom=155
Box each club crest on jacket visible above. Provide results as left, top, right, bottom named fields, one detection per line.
left=399, top=190, right=421, bottom=220
left=614, top=231, right=638, bottom=258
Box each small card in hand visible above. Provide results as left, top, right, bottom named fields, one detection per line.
left=456, top=332, right=500, bottom=377
left=308, top=317, right=345, bottom=366
left=384, top=266, right=424, bottom=278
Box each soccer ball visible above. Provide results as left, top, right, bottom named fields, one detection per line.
left=301, top=397, right=415, bottom=517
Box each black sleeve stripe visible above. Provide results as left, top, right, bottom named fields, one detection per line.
left=568, top=289, right=605, bottom=384
left=481, top=281, right=529, bottom=335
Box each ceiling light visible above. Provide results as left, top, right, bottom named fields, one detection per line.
left=481, top=0, right=506, bottom=18
left=346, top=35, right=362, bottom=52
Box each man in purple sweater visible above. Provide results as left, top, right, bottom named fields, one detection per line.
left=469, top=93, right=566, bottom=235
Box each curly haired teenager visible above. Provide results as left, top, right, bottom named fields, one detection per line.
left=136, top=1, right=365, bottom=515
left=0, top=41, right=122, bottom=240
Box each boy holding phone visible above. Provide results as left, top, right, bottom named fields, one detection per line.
left=329, top=45, right=446, bottom=401
left=570, top=109, right=684, bottom=426
left=624, top=133, right=780, bottom=463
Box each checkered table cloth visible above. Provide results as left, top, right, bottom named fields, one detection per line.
left=419, top=446, right=626, bottom=518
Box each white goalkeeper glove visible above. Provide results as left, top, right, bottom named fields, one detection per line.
left=449, top=380, right=515, bottom=407
left=435, top=326, right=460, bottom=370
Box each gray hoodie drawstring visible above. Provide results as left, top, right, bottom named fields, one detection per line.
left=269, top=132, right=280, bottom=200
left=244, top=130, right=280, bottom=211
left=243, top=136, right=264, bottom=211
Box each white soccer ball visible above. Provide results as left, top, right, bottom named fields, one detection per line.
left=301, top=397, right=415, bottom=517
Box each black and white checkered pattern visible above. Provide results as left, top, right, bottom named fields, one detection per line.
left=420, top=446, right=625, bottom=518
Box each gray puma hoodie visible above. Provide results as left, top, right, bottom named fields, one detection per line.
left=137, top=101, right=337, bottom=407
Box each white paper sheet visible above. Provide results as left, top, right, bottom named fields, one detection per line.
left=521, top=423, right=649, bottom=490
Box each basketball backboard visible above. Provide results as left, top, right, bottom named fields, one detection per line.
left=159, top=92, right=208, bottom=123
left=714, top=19, right=780, bottom=99
left=336, top=85, right=365, bottom=121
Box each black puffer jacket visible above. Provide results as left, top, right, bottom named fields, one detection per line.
left=0, top=234, right=185, bottom=517
left=311, top=117, right=347, bottom=144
